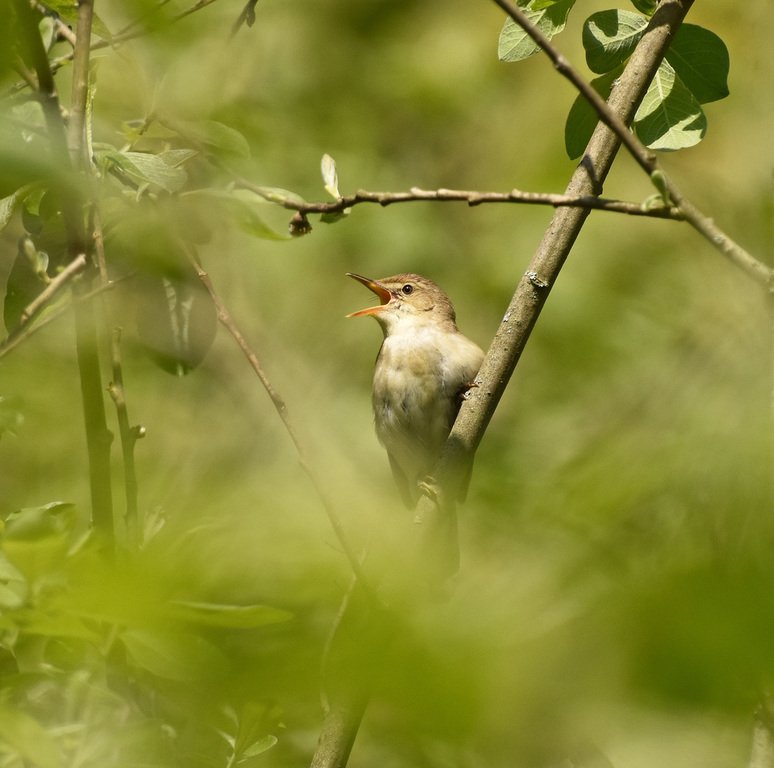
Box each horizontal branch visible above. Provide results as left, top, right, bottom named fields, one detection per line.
left=235, top=179, right=682, bottom=219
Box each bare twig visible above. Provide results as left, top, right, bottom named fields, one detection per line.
left=235, top=178, right=682, bottom=219
left=93, top=208, right=142, bottom=550
left=18, top=253, right=87, bottom=326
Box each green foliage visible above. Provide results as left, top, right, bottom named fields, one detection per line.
left=0, top=0, right=768, bottom=767
left=565, top=12, right=729, bottom=156
left=498, top=0, right=576, bottom=62
left=497, top=2, right=730, bottom=157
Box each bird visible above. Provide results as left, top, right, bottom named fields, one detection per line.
left=346, top=272, right=484, bottom=508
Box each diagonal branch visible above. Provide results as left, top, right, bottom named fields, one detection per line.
left=188, top=254, right=380, bottom=603
left=414, top=0, right=699, bottom=584
left=491, top=0, right=770, bottom=286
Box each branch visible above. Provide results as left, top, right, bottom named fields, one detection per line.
left=412, top=0, right=700, bottom=585
left=491, top=0, right=771, bottom=286
left=14, top=0, right=115, bottom=541
left=236, top=178, right=682, bottom=219
left=188, top=254, right=381, bottom=603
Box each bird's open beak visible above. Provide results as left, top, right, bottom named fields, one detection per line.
left=346, top=273, right=392, bottom=317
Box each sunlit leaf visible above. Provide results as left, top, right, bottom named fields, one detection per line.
left=634, top=60, right=706, bottom=150
left=583, top=9, right=647, bottom=73
left=498, top=0, right=575, bottom=62
left=321, top=153, right=340, bottom=199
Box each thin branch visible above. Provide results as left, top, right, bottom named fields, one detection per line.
left=235, top=178, right=682, bottom=219
left=93, top=208, right=142, bottom=550
left=19, top=253, right=87, bottom=326
left=492, top=0, right=771, bottom=286
left=188, top=254, right=381, bottom=603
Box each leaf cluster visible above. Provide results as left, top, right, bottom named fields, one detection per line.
left=498, top=0, right=729, bottom=157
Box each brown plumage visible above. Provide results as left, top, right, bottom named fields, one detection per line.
left=347, top=272, right=484, bottom=507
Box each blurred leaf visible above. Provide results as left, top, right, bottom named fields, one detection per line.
left=0, top=549, right=27, bottom=609
left=667, top=24, right=730, bottom=104
left=583, top=9, right=647, bottom=74
left=165, top=120, right=251, bottom=158
left=0, top=189, right=21, bottom=231
left=249, top=186, right=308, bottom=207
left=0, top=704, right=61, bottom=768
left=321, top=153, right=340, bottom=198
left=121, top=628, right=230, bottom=681
left=240, top=734, right=278, bottom=760
left=4, top=236, right=49, bottom=331
left=170, top=600, right=293, bottom=628
left=498, top=0, right=575, bottom=62
left=135, top=271, right=217, bottom=376
left=183, top=189, right=289, bottom=240
left=634, top=60, right=707, bottom=150
left=96, top=147, right=188, bottom=193
left=45, top=0, right=113, bottom=41
left=0, top=395, right=25, bottom=439
left=564, top=69, right=620, bottom=159
left=158, top=148, right=199, bottom=167
left=4, top=502, right=77, bottom=542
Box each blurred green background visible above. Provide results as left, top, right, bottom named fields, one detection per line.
left=1, top=0, right=772, bottom=766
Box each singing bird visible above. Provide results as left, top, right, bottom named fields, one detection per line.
left=347, top=272, right=484, bottom=507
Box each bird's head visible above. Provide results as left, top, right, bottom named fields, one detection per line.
left=346, top=272, right=457, bottom=333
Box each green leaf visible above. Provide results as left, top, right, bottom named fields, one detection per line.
left=121, top=628, right=230, bottom=681
left=0, top=190, right=21, bottom=231
left=498, top=0, right=575, bottom=62
left=666, top=24, right=730, bottom=104
left=169, top=600, right=293, bottom=628
left=583, top=9, right=647, bottom=74
left=240, top=735, right=278, bottom=759
left=167, top=120, right=251, bottom=158
left=108, top=150, right=189, bottom=193
left=630, top=0, right=658, bottom=15
left=564, top=69, right=621, bottom=159
left=321, top=153, right=340, bottom=199
left=135, top=272, right=217, bottom=376
left=634, top=60, right=706, bottom=151
left=0, top=705, right=61, bottom=768
left=184, top=189, right=290, bottom=241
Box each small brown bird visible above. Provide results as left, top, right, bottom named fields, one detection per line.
left=347, top=272, right=484, bottom=507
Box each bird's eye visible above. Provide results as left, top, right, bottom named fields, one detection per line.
left=401, top=284, right=414, bottom=295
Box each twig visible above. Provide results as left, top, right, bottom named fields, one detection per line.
left=188, top=254, right=381, bottom=602
left=491, top=0, right=771, bottom=286
left=93, top=208, right=142, bottom=550
left=235, top=178, right=682, bottom=219
left=18, top=253, right=87, bottom=327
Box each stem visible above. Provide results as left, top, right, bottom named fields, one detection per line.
left=15, top=0, right=115, bottom=540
